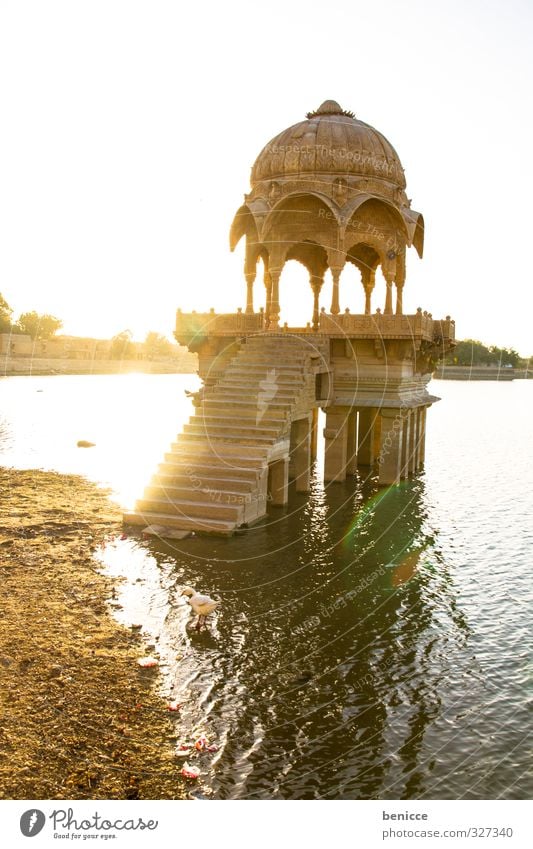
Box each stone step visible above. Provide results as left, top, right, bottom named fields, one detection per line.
left=151, top=472, right=255, bottom=492
left=226, top=359, right=304, bottom=378
left=185, top=421, right=280, bottom=439
left=191, top=412, right=284, bottom=428
left=136, top=497, right=244, bottom=523
left=172, top=436, right=268, bottom=454
left=178, top=431, right=276, bottom=447
left=158, top=459, right=261, bottom=481
left=144, top=484, right=253, bottom=504
left=123, top=510, right=236, bottom=536
left=237, top=354, right=308, bottom=366
left=164, top=445, right=266, bottom=472
left=219, top=372, right=302, bottom=384
left=200, top=399, right=290, bottom=416
left=213, top=383, right=300, bottom=397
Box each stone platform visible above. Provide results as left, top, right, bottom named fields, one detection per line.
left=124, top=314, right=453, bottom=536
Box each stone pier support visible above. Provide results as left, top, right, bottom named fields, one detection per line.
left=377, top=408, right=403, bottom=486
left=357, top=408, right=376, bottom=466
left=290, top=415, right=312, bottom=492
left=408, top=408, right=418, bottom=473
left=400, top=409, right=412, bottom=478
left=310, top=407, right=319, bottom=461
left=416, top=406, right=427, bottom=469
left=346, top=411, right=358, bottom=475
left=324, top=409, right=348, bottom=482
left=268, top=457, right=289, bottom=506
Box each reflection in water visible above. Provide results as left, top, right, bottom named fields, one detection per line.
left=97, top=475, right=474, bottom=800
left=1, top=375, right=532, bottom=799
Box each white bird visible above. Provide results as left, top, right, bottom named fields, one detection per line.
left=181, top=586, right=220, bottom=630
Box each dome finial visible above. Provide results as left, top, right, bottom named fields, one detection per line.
left=306, top=100, right=355, bottom=119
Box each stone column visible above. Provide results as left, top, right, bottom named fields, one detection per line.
left=269, top=457, right=289, bottom=506
left=269, top=268, right=281, bottom=329
left=245, top=272, right=255, bottom=314
left=330, top=267, right=342, bottom=315
left=346, top=411, right=358, bottom=475
left=291, top=415, right=312, bottom=492
left=395, top=251, right=406, bottom=316
left=310, top=407, right=319, bottom=461
left=384, top=272, right=394, bottom=315
left=324, top=409, right=348, bottom=482
left=264, top=269, right=272, bottom=327
left=408, top=407, right=418, bottom=473
left=395, top=283, right=404, bottom=316
left=416, top=406, right=427, bottom=468
left=361, top=269, right=375, bottom=315
left=400, top=409, right=411, bottom=478
left=357, top=407, right=376, bottom=466
left=310, top=274, right=324, bottom=331
left=377, top=408, right=403, bottom=486
left=373, top=412, right=382, bottom=459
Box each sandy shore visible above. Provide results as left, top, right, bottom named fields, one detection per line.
left=0, top=468, right=185, bottom=800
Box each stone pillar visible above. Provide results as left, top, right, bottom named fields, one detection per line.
left=269, top=268, right=281, bottom=329
left=346, top=411, right=357, bottom=475
left=373, top=412, right=382, bottom=459
left=400, top=409, right=411, bottom=478
left=384, top=274, right=394, bottom=315
left=395, top=251, right=406, bottom=316
left=362, top=269, right=375, bottom=315
left=324, top=409, right=348, bottom=482
left=264, top=269, right=272, bottom=326
left=377, top=408, right=403, bottom=486
left=408, top=407, right=418, bottom=473
left=291, top=415, right=312, bottom=492
left=357, top=407, right=376, bottom=466
left=330, top=267, right=341, bottom=315
left=395, top=283, right=404, bottom=316
left=310, top=274, right=323, bottom=331
left=416, top=406, right=427, bottom=469
left=268, top=457, right=289, bottom=506
left=310, top=407, right=319, bottom=461
left=245, top=272, right=255, bottom=314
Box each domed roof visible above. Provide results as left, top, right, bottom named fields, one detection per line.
left=251, top=100, right=406, bottom=189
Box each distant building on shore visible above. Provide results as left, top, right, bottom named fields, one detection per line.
left=0, top=332, right=195, bottom=364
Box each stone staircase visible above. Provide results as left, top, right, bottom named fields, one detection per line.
left=123, top=335, right=325, bottom=536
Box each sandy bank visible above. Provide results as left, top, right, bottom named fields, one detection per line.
left=0, top=468, right=185, bottom=800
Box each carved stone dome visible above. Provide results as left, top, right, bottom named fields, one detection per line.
left=251, top=100, right=406, bottom=189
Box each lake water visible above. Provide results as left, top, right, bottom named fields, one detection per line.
left=0, top=374, right=532, bottom=800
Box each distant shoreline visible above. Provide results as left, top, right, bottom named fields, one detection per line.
left=1, top=356, right=197, bottom=377
left=434, top=366, right=531, bottom=381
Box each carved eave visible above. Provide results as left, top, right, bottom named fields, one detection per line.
left=401, top=208, right=425, bottom=258
left=229, top=200, right=268, bottom=251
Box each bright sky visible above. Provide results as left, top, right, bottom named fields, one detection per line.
left=0, top=0, right=532, bottom=353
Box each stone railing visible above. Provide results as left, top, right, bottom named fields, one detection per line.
left=175, top=309, right=265, bottom=343
left=175, top=308, right=455, bottom=346
left=319, top=308, right=455, bottom=342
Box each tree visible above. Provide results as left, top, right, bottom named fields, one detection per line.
left=110, top=330, right=135, bottom=360
left=17, top=311, right=63, bottom=340
left=446, top=339, right=490, bottom=366
left=0, top=293, right=13, bottom=333
left=488, top=345, right=521, bottom=368
left=446, top=339, right=523, bottom=368
left=144, top=331, right=172, bottom=360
